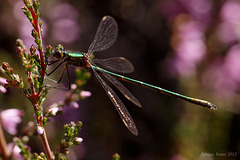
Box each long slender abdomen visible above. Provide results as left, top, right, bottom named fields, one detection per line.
left=92, top=66, right=217, bottom=110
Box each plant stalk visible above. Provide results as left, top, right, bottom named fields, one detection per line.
left=0, top=122, right=10, bottom=160
left=41, top=130, right=53, bottom=160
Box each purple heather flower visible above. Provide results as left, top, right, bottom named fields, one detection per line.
left=0, top=109, right=24, bottom=135
left=217, top=0, right=240, bottom=44
left=159, top=0, right=213, bottom=24
left=69, top=102, right=79, bottom=109
left=50, top=3, right=79, bottom=21
left=71, top=84, right=77, bottom=90
left=202, top=44, right=240, bottom=97
left=52, top=19, right=80, bottom=43
left=220, top=0, right=240, bottom=23
left=8, top=143, right=23, bottom=160
left=73, top=137, right=83, bottom=145
left=0, top=77, right=7, bottom=85
left=0, top=86, right=7, bottom=93
left=0, top=77, right=7, bottom=93
left=80, top=91, right=92, bottom=98
left=37, top=126, right=44, bottom=135
left=179, top=0, right=212, bottom=23
left=48, top=106, right=59, bottom=116
left=169, top=20, right=206, bottom=76
left=49, top=103, right=58, bottom=109
left=50, top=3, right=80, bottom=43
left=224, top=44, right=240, bottom=83
left=202, top=59, right=235, bottom=97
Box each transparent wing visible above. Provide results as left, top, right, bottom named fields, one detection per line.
left=87, top=16, right=118, bottom=55
left=92, top=57, right=134, bottom=73
left=91, top=66, right=138, bottom=135
left=102, top=72, right=142, bottom=108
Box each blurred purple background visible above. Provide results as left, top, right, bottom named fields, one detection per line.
left=1, top=0, right=240, bottom=159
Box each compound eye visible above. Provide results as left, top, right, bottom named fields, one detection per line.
left=53, top=50, right=63, bottom=59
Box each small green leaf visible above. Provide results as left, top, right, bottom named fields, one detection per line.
left=32, top=29, right=39, bottom=40
left=22, top=6, right=33, bottom=22
left=23, top=0, right=31, bottom=8
left=42, top=117, right=47, bottom=126
left=45, top=45, right=53, bottom=60
left=33, top=0, right=40, bottom=12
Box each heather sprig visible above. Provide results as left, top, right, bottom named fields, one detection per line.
left=0, top=0, right=54, bottom=159
left=0, top=0, right=90, bottom=159
left=13, top=137, right=32, bottom=159
left=2, top=62, right=24, bottom=89
left=55, top=121, right=83, bottom=159
left=22, top=0, right=45, bottom=76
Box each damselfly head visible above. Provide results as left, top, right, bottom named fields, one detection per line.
left=53, top=44, right=64, bottom=59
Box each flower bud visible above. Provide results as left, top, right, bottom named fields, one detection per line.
left=16, top=46, right=24, bottom=59
left=62, top=149, right=69, bottom=155
left=73, top=137, right=83, bottom=145
left=80, top=91, right=91, bottom=98
left=0, top=77, right=7, bottom=85
left=0, top=86, right=7, bottom=93
left=69, top=102, right=79, bottom=109
left=2, top=62, right=12, bottom=74
left=30, top=45, right=36, bottom=55
left=71, top=84, right=77, bottom=90
left=37, top=126, right=44, bottom=135
left=47, top=103, right=59, bottom=116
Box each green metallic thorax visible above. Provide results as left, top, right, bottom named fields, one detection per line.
left=67, top=52, right=85, bottom=58
left=65, top=51, right=90, bottom=68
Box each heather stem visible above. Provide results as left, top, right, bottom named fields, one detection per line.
left=40, top=130, right=53, bottom=160
left=0, top=122, right=10, bottom=160
left=33, top=104, right=53, bottom=160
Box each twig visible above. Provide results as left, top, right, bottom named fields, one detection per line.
left=0, top=122, right=10, bottom=160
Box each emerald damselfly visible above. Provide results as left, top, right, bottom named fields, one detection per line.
left=46, top=16, right=217, bottom=135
